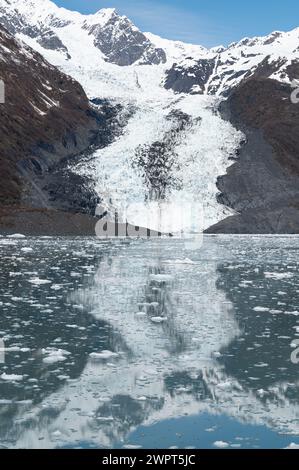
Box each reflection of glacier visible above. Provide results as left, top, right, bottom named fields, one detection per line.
left=2, top=236, right=299, bottom=448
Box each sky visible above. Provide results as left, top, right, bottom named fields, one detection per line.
left=54, top=0, right=299, bottom=47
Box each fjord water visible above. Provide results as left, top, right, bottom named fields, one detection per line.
left=0, top=236, right=299, bottom=449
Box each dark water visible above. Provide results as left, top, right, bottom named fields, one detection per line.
left=0, top=235, right=299, bottom=449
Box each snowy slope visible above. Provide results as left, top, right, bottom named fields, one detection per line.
left=1, top=0, right=299, bottom=232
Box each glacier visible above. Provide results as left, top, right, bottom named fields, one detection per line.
left=2, top=0, right=299, bottom=231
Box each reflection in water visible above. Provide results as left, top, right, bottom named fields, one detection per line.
left=0, top=236, right=299, bottom=448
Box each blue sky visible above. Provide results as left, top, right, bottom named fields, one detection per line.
left=54, top=0, right=299, bottom=47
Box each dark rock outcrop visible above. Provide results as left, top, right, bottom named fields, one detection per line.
left=0, top=2, right=70, bottom=58
left=0, top=25, right=126, bottom=233
left=83, top=10, right=166, bottom=66
left=207, top=61, right=299, bottom=233
left=133, top=110, right=198, bottom=199
left=164, top=58, right=215, bottom=94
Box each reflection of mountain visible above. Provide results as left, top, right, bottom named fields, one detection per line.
left=0, top=238, right=130, bottom=442
left=1, top=236, right=299, bottom=448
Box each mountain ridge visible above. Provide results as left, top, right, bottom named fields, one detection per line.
left=2, top=0, right=299, bottom=233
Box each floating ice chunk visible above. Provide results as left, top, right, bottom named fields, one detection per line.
left=57, top=375, right=70, bottom=380
left=181, top=258, right=195, bottom=264
left=42, top=348, right=70, bottom=364
left=214, top=441, right=229, bottom=448
left=29, top=278, right=52, bottom=286
left=89, top=351, right=119, bottom=360
left=253, top=307, right=270, bottom=312
left=150, top=274, right=173, bottom=283
left=51, top=284, right=63, bottom=290
left=264, top=272, right=294, bottom=280
left=165, top=258, right=195, bottom=265
left=150, top=316, right=167, bottom=323
left=123, top=445, right=142, bottom=449
left=212, top=351, right=222, bottom=358
left=21, top=247, right=33, bottom=252
left=96, top=416, right=114, bottom=422
left=257, top=389, right=268, bottom=397
left=43, top=355, right=66, bottom=364
left=8, top=234, right=25, bottom=239
left=0, top=346, right=20, bottom=352
left=135, top=312, right=146, bottom=317
left=1, top=373, right=23, bottom=382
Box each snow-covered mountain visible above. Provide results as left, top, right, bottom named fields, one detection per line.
left=1, top=0, right=299, bottom=233
left=2, top=0, right=298, bottom=94
left=164, top=29, right=299, bottom=96
left=0, top=0, right=167, bottom=65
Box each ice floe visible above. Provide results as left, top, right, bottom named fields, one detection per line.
left=89, top=351, right=119, bottom=360
left=42, top=348, right=71, bottom=364
left=7, top=234, right=26, bottom=239
left=150, top=316, right=168, bottom=323
left=264, top=272, right=294, bottom=280
left=213, top=441, right=229, bottom=448
left=28, top=278, right=52, bottom=286
left=1, top=373, right=24, bottom=382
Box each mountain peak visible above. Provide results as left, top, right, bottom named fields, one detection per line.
left=94, top=7, right=117, bottom=16
left=88, top=7, right=118, bottom=25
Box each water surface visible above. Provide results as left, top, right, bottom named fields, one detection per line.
left=0, top=235, right=299, bottom=449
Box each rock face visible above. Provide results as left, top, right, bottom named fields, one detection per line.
left=83, top=10, right=166, bottom=66
left=206, top=62, right=299, bottom=233
left=0, top=25, right=124, bottom=233
left=133, top=110, right=196, bottom=199
left=164, top=58, right=215, bottom=94
left=0, top=1, right=71, bottom=59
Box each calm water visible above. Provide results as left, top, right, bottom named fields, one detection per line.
left=0, top=235, right=299, bottom=449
